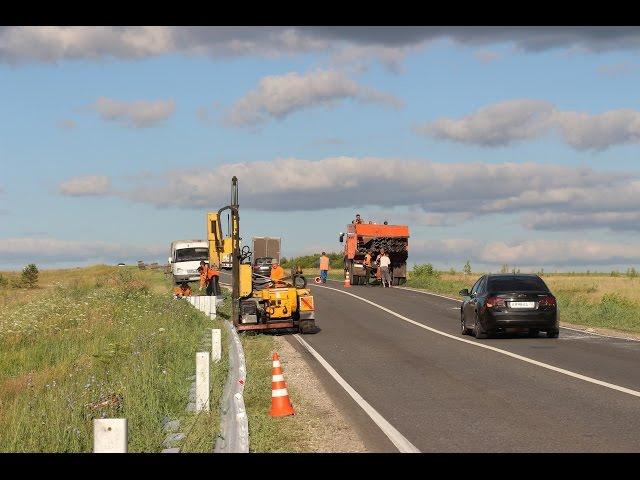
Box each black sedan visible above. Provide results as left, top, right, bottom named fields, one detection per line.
left=459, top=274, right=559, bottom=339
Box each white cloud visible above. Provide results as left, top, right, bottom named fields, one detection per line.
left=120, top=156, right=624, bottom=214
left=0, top=237, right=166, bottom=265
left=417, top=99, right=640, bottom=150
left=523, top=211, right=640, bottom=232
left=3, top=27, right=640, bottom=63
left=90, top=97, right=175, bottom=128
left=227, top=70, right=402, bottom=126
left=479, top=239, right=640, bottom=266
left=416, top=99, right=555, bottom=146
left=59, top=175, right=111, bottom=196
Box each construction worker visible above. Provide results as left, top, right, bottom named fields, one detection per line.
left=363, top=250, right=373, bottom=286
left=198, top=260, right=220, bottom=296
left=174, top=282, right=192, bottom=298
left=270, top=258, right=285, bottom=285
left=378, top=249, right=392, bottom=288
left=319, top=252, right=330, bottom=284
left=352, top=213, right=363, bottom=224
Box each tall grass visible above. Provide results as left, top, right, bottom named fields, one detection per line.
left=0, top=266, right=224, bottom=452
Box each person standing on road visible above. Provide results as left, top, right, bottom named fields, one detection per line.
left=363, top=250, right=373, bottom=286
left=352, top=213, right=363, bottom=224
left=379, top=249, right=392, bottom=288
left=319, top=252, right=330, bottom=284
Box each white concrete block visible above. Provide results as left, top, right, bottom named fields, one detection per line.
left=93, top=418, right=127, bottom=453
left=196, top=351, right=210, bottom=411
left=211, top=329, right=221, bottom=362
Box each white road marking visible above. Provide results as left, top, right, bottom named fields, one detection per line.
left=293, top=334, right=420, bottom=453
left=313, top=284, right=640, bottom=400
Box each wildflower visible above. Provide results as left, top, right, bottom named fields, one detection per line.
left=158, top=327, right=165, bottom=332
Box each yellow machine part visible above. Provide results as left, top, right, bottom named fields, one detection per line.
left=222, top=237, right=232, bottom=255
left=239, top=264, right=253, bottom=297
left=207, top=212, right=221, bottom=267
left=251, top=288, right=314, bottom=319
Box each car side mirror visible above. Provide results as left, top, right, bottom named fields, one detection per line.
left=168, top=257, right=172, bottom=264
left=459, top=288, right=469, bottom=297
left=339, top=233, right=344, bottom=243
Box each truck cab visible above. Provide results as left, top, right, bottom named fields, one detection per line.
left=169, top=240, right=209, bottom=284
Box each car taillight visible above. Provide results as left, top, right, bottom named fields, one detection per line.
left=486, top=296, right=506, bottom=308
left=539, top=295, right=556, bottom=307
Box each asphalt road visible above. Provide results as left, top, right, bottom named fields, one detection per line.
left=221, top=271, right=640, bottom=452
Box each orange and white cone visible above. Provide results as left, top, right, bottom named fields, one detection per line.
left=344, top=270, right=351, bottom=288
left=269, top=352, right=295, bottom=417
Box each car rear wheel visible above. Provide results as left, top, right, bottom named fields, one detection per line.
left=547, top=330, right=559, bottom=338
left=472, top=314, right=487, bottom=339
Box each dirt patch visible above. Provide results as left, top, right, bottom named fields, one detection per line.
left=273, top=336, right=367, bottom=452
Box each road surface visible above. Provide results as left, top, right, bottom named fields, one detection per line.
left=221, top=271, right=640, bottom=452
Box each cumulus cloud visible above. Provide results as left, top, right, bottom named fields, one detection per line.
left=59, top=175, right=111, bottom=196
left=0, top=237, right=166, bottom=266
left=119, top=156, right=628, bottom=214
left=3, top=27, right=640, bottom=63
left=523, top=211, right=640, bottom=232
left=479, top=239, right=640, bottom=267
left=416, top=99, right=555, bottom=146
left=90, top=97, right=175, bottom=128
left=226, top=70, right=402, bottom=126
left=417, top=99, right=640, bottom=150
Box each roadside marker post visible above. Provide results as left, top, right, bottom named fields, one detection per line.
left=93, top=418, right=127, bottom=453
left=211, top=329, right=221, bottom=362
left=196, top=352, right=210, bottom=411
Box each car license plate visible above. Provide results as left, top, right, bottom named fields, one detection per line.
left=188, top=269, right=197, bottom=274
left=509, top=301, right=535, bottom=309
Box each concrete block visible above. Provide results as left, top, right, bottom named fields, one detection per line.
left=161, top=447, right=180, bottom=453
left=196, top=352, right=210, bottom=411
left=163, top=433, right=185, bottom=447
left=93, top=418, right=127, bottom=453
left=211, top=329, right=221, bottom=362
left=163, top=420, right=181, bottom=433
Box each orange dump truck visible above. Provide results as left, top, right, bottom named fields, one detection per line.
left=339, top=223, right=409, bottom=286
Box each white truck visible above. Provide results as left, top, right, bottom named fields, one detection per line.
left=169, top=240, right=209, bottom=284
left=220, top=252, right=233, bottom=270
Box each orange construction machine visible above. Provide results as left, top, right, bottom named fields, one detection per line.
left=339, top=222, right=410, bottom=286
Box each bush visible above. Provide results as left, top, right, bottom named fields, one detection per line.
left=0, top=274, right=8, bottom=288
left=280, top=252, right=343, bottom=270
left=412, top=263, right=439, bottom=277
left=627, top=267, right=638, bottom=278
left=21, top=264, right=39, bottom=288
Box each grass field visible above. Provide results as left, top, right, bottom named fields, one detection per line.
left=0, top=265, right=226, bottom=452
left=302, top=268, right=640, bottom=335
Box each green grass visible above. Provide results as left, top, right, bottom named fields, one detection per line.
left=0, top=266, right=227, bottom=452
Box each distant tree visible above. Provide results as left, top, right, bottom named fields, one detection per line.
left=413, top=263, right=438, bottom=277
left=611, top=270, right=620, bottom=277
left=463, top=261, right=471, bottom=275
left=586, top=270, right=590, bottom=276
left=627, top=267, right=638, bottom=278
left=500, top=264, right=509, bottom=273
left=21, top=264, right=39, bottom=288
left=516, top=268, right=521, bottom=274
left=448, top=267, right=456, bottom=275
left=0, top=273, right=8, bottom=288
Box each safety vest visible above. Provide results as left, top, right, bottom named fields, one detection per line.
left=319, top=256, right=330, bottom=270
left=271, top=265, right=285, bottom=281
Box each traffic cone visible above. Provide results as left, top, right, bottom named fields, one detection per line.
left=344, top=270, right=351, bottom=288
left=269, top=352, right=295, bottom=417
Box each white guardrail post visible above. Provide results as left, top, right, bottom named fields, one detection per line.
left=196, top=352, right=210, bottom=411
left=212, top=329, right=221, bottom=362
left=93, top=418, right=127, bottom=453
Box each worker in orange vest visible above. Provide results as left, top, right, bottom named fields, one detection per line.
left=174, top=282, right=192, bottom=298
left=363, top=250, right=373, bottom=286
left=270, top=258, right=285, bottom=285
left=198, top=260, right=220, bottom=296
left=319, top=252, right=330, bottom=284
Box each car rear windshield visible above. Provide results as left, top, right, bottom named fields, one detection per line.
left=487, top=276, right=549, bottom=292
left=175, top=248, right=209, bottom=262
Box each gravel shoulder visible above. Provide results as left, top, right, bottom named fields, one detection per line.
left=273, top=335, right=368, bottom=452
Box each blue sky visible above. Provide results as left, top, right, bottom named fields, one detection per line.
left=2, top=27, right=640, bottom=272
